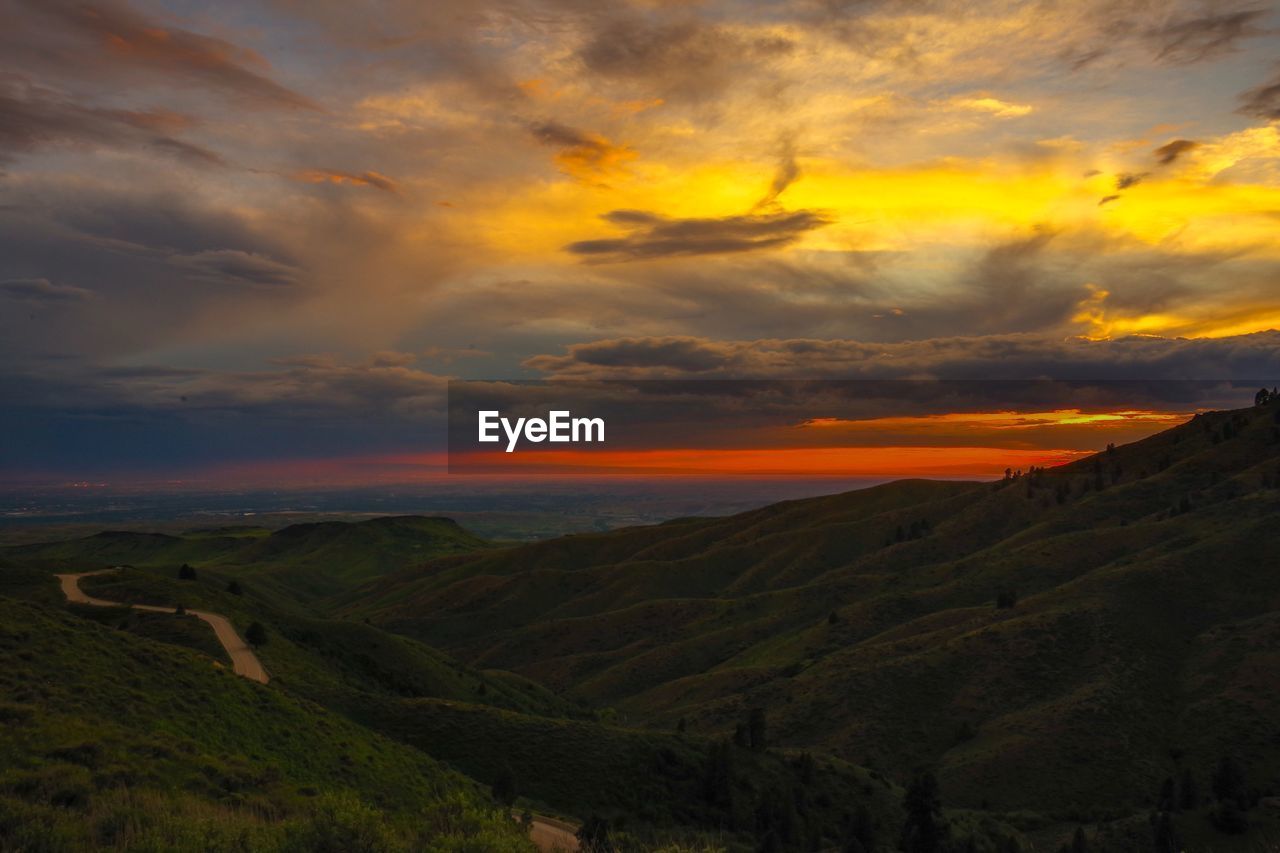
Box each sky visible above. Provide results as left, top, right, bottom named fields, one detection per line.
left=2, top=0, right=1280, bottom=484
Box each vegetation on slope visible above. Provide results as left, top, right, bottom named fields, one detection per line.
left=342, top=400, right=1280, bottom=833
left=0, top=596, right=531, bottom=852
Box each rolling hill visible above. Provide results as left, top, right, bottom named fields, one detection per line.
left=9, top=515, right=488, bottom=602
left=3, top=534, right=909, bottom=850
left=341, top=399, right=1280, bottom=822
left=8, top=397, right=1280, bottom=850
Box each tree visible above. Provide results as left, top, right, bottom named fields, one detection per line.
left=1070, top=826, right=1089, bottom=853
left=1210, top=800, right=1248, bottom=835
left=226, top=580, right=243, bottom=596
left=1153, top=812, right=1179, bottom=853
left=492, top=763, right=517, bottom=807
left=996, top=589, right=1018, bottom=609
left=1211, top=755, right=1246, bottom=806
left=844, top=802, right=876, bottom=853
left=748, top=707, right=768, bottom=752
left=734, top=722, right=750, bottom=748
left=178, top=563, right=197, bottom=580
left=1157, top=776, right=1176, bottom=811
left=175, top=603, right=187, bottom=616
left=577, top=815, right=614, bottom=853
left=245, top=622, right=268, bottom=647
left=1177, top=768, right=1198, bottom=811
left=828, top=610, right=840, bottom=625
left=901, top=771, right=946, bottom=853
left=703, top=739, right=734, bottom=811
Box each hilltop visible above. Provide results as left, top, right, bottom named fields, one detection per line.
left=9, top=515, right=487, bottom=602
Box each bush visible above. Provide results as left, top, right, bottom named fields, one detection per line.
left=245, top=623, right=268, bottom=647
left=285, top=793, right=398, bottom=853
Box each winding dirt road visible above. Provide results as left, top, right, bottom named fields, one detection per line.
left=519, top=813, right=580, bottom=852
left=57, top=570, right=580, bottom=848
left=56, top=569, right=269, bottom=684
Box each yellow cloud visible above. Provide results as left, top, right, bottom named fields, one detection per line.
left=948, top=96, right=1034, bottom=117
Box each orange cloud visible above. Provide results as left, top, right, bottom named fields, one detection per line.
left=530, top=121, right=635, bottom=182
left=295, top=169, right=399, bottom=193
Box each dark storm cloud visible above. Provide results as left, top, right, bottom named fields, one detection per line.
left=0, top=353, right=451, bottom=477
left=0, top=180, right=304, bottom=364
left=0, top=77, right=223, bottom=166
left=545, top=337, right=731, bottom=373
left=1237, top=66, right=1280, bottom=120
left=565, top=209, right=831, bottom=261
left=12, top=0, right=319, bottom=110
left=524, top=331, right=1280, bottom=381
left=0, top=277, right=93, bottom=303
left=1154, top=139, right=1198, bottom=165
left=2, top=352, right=447, bottom=417
left=577, top=14, right=794, bottom=100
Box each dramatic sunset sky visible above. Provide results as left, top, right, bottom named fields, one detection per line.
left=2, top=0, right=1279, bottom=483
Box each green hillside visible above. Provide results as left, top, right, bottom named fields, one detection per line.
left=9, top=398, right=1280, bottom=850
left=342, top=399, right=1280, bottom=833
left=4, top=551, right=915, bottom=849
left=0, top=596, right=530, bottom=852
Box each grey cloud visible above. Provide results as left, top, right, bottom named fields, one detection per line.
left=566, top=209, right=832, bottom=262
left=1055, top=3, right=1266, bottom=72
left=529, top=121, right=596, bottom=149
left=1146, top=9, right=1267, bottom=65
left=9, top=354, right=448, bottom=418
left=755, top=137, right=801, bottom=209
left=577, top=14, right=794, bottom=101
left=524, top=331, right=1280, bottom=381
left=0, top=277, right=93, bottom=303
left=0, top=76, right=224, bottom=166
left=527, top=120, right=631, bottom=178
left=1115, top=172, right=1146, bottom=190
left=1238, top=67, right=1280, bottom=120
left=171, top=250, right=300, bottom=288
left=14, top=0, right=320, bottom=111
left=1154, top=139, right=1198, bottom=165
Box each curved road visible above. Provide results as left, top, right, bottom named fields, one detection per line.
left=519, top=813, right=580, bottom=852
left=57, top=569, right=579, bottom=848
left=56, top=569, right=269, bottom=684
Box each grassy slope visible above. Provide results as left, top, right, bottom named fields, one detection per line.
left=0, top=596, right=530, bottom=852
left=8, top=515, right=487, bottom=603
left=344, top=402, right=1280, bottom=817
left=57, top=566, right=907, bottom=849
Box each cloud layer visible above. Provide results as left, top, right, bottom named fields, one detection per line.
left=0, top=0, right=1278, bottom=481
